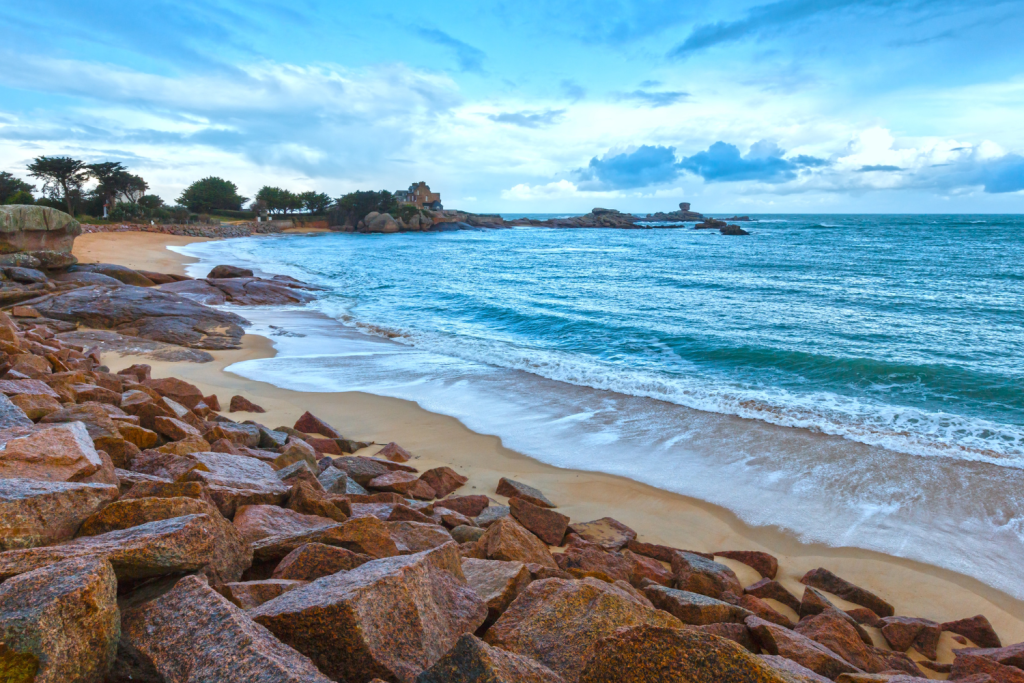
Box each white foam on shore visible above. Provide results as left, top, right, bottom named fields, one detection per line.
left=227, top=306, right=1024, bottom=600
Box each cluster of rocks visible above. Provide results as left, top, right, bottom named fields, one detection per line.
left=0, top=328, right=1015, bottom=682
left=510, top=203, right=707, bottom=229
left=695, top=218, right=752, bottom=235
left=1, top=213, right=321, bottom=353
left=335, top=209, right=509, bottom=234
left=81, top=222, right=288, bottom=238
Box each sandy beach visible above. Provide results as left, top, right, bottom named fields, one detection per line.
left=74, top=231, right=1024, bottom=673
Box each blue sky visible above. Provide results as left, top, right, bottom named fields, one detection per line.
left=1, top=0, right=1022, bottom=213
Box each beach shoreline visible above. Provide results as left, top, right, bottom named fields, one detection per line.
left=73, top=230, right=1024, bottom=668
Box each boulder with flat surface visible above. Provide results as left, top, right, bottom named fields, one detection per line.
left=0, top=205, right=81, bottom=254
left=746, top=577, right=802, bottom=612
left=9, top=393, right=62, bottom=420
left=555, top=539, right=632, bottom=583
left=794, top=609, right=898, bottom=674
left=579, top=624, right=792, bottom=683
left=672, top=551, right=743, bottom=599
left=252, top=542, right=487, bottom=683
left=941, top=615, right=1002, bottom=648
left=368, top=470, right=437, bottom=499
left=435, top=494, right=490, bottom=517
left=473, top=516, right=558, bottom=568
left=510, top=497, right=569, bottom=546
left=621, top=548, right=673, bottom=587
left=741, top=593, right=795, bottom=628
left=0, top=478, right=119, bottom=550
left=716, top=550, right=779, bottom=579
left=746, top=615, right=862, bottom=680
left=950, top=651, right=1024, bottom=682
left=69, top=263, right=155, bottom=286
left=388, top=520, right=454, bottom=553
left=880, top=616, right=941, bottom=660
left=233, top=504, right=336, bottom=544
left=417, top=633, right=565, bottom=683
left=461, top=557, right=532, bottom=624
left=142, top=376, right=205, bottom=409
left=33, top=285, right=249, bottom=350
left=114, top=574, right=332, bottom=683
left=484, top=577, right=683, bottom=682
left=419, top=466, right=467, bottom=497
left=376, top=441, right=413, bottom=462
left=74, top=496, right=251, bottom=583
left=568, top=517, right=636, bottom=550
left=643, top=585, right=752, bottom=625
left=293, top=411, right=342, bottom=438
left=0, top=557, right=118, bottom=683
left=801, top=567, right=895, bottom=618
left=0, top=514, right=232, bottom=581
left=272, top=542, right=372, bottom=581
left=0, top=422, right=105, bottom=482
left=205, top=277, right=318, bottom=306
left=497, top=477, right=555, bottom=508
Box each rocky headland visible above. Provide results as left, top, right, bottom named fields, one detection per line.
left=0, top=204, right=1015, bottom=682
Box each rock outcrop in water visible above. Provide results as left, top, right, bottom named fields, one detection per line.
left=510, top=203, right=706, bottom=229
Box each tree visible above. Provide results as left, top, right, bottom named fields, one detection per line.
left=4, top=190, right=34, bottom=205
left=177, top=177, right=247, bottom=213
left=0, top=172, right=34, bottom=204
left=120, top=174, right=148, bottom=203
left=328, top=190, right=396, bottom=227
left=254, top=186, right=304, bottom=215
left=27, top=156, right=89, bottom=215
left=255, top=186, right=286, bottom=214
left=88, top=162, right=150, bottom=211
left=138, top=194, right=165, bottom=210
left=300, top=191, right=333, bottom=215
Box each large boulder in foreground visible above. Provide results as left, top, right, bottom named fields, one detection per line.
left=251, top=542, right=487, bottom=683
left=579, top=624, right=792, bottom=683
left=0, top=422, right=105, bottom=482
left=0, top=478, right=119, bottom=550
left=33, top=285, right=249, bottom=350
left=0, top=557, right=118, bottom=683
left=484, top=577, right=684, bottom=682
left=417, top=633, right=565, bottom=683
left=0, top=514, right=239, bottom=582
left=75, top=497, right=252, bottom=583
left=114, top=574, right=332, bottom=683
left=0, top=205, right=81, bottom=254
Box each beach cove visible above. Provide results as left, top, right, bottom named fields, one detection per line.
left=72, top=227, right=1024, bottom=669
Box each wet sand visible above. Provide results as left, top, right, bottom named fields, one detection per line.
left=74, top=231, right=1024, bottom=673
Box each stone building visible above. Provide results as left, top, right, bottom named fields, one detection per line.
left=394, top=182, right=442, bottom=210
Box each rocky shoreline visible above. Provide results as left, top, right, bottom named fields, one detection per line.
left=77, top=202, right=754, bottom=237
left=0, top=205, right=1016, bottom=683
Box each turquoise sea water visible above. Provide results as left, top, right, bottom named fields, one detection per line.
left=175, top=215, right=1024, bottom=595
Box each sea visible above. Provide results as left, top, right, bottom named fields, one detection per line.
left=172, top=214, right=1024, bottom=597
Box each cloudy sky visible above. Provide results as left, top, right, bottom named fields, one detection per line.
left=2, top=0, right=1022, bottom=213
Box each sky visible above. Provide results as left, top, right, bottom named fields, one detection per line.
left=1, top=0, right=1023, bottom=213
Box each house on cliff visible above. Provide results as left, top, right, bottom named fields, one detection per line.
left=394, top=182, right=442, bottom=211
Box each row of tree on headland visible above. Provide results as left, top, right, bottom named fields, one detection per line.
left=0, top=156, right=407, bottom=226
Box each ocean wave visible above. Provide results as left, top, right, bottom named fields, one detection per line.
left=332, top=315, right=1024, bottom=467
